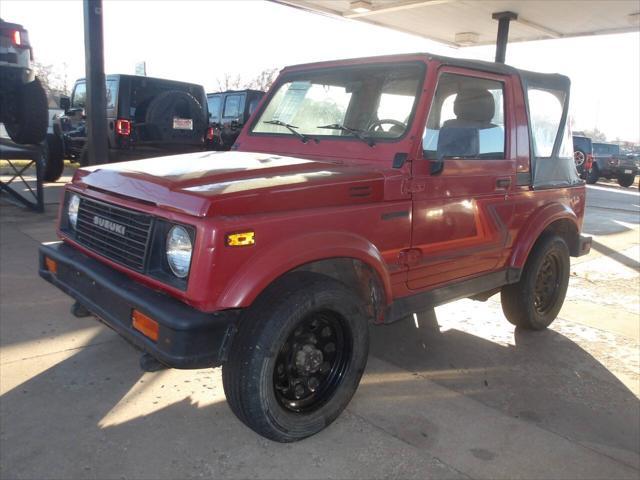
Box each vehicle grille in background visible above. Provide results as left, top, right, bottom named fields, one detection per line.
left=76, top=197, right=153, bottom=271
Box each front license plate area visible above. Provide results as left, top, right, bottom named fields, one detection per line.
left=624, top=169, right=632, bottom=174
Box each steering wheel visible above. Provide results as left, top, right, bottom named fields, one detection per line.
left=368, top=118, right=407, bottom=133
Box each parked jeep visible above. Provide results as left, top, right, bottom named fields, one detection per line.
left=588, top=142, right=638, bottom=187
left=206, top=89, right=264, bottom=150
left=40, top=53, right=591, bottom=442
left=572, top=135, right=593, bottom=179
left=56, top=74, right=208, bottom=165
left=0, top=19, right=48, bottom=145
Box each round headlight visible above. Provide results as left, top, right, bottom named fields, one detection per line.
left=68, top=194, right=80, bottom=229
left=166, top=225, right=192, bottom=278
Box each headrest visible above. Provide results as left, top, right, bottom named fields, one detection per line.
left=454, top=89, right=495, bottom=123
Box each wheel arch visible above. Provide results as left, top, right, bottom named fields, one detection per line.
left=217, top=231, right=392, bottom=321
left=510, top=203, right=581, bottom=269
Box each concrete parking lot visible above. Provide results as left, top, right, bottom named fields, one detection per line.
left=1, top=168, right=638, bottom=479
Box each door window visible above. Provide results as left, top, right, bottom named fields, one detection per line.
left=71, top=82, right=86, bottom=108
left=423, top=73, right=505, bottom=160
left=223, top=95, right=242, bottom=118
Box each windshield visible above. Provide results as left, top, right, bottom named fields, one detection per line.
left=251, top=63, right=423, bottom=141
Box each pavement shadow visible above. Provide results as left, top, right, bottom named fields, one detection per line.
left=369, top=310, right=640, bottom=467
left=591, top=239, right=640, bottom=271
left=0, top=329, right=460, bottom=480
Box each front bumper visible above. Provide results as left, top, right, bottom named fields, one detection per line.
left=39, top=242, right=239, bottom=369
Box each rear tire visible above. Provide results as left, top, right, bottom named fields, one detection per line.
left=501, top=234, right=570, bottom=330
left=617, top=174, right=635, bottom=188
left=586, top=164, right=599, bottom=185
left=41, top=134, right=65, bottom=182
left=4, top=77, right=48, bottom=145
left=222, top=272, right=369, bottom=442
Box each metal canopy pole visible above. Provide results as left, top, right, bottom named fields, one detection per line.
left=492, top=11, right=518, bottom=64
left=83, top=0, right=108, bottom=165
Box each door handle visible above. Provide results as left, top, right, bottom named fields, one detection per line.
left=496, top=178, right=511, bottom=190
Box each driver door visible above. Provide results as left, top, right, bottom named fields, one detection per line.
left=408, top=68, right=516, bottom=291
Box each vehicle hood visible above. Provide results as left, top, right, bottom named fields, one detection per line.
left=74, top=151, right=388, bottom=217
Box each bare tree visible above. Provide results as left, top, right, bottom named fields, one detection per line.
left=581, top=127, right=607, bottom=142
left=32, top=61, right=70, bottom=105
left=245, top=68, right=279, bottom=91
left=214, top=73, right=244, bottom=92
left=214, top=68, right=279, bottom=93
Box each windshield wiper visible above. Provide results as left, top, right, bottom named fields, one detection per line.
left=263, top=120, right=318, bottom=144
left=317, top=123, right=375, bottom=147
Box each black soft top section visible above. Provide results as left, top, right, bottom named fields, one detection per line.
left=76, top=74, right=204, bottom=91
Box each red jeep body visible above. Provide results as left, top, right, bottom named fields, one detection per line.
left=39, top=53, right=590, bottom=440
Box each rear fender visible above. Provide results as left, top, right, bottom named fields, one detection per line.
left=217, top=232, right=392, bottom=309
left=510, top=202, right=579, bottom=269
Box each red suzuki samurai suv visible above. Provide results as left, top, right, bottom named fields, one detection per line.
left=39, top=53, right=591, bottom=442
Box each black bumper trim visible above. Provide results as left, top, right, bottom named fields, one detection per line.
left=576, top=234, right=592, bottom=257
left=39, top=242, right=239, bottom=369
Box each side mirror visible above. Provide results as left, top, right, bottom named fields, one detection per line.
left=59, top=96, right=70, bottom=112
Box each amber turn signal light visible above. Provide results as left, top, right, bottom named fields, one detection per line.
left=44, top=257, right=57, bottom=274
left=132, top=309, right=159, bottom=342
left=226, top=231, right=255, bottom=247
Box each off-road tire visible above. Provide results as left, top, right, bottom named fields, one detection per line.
left=501, top=234, right=570, bottom=330
left=4, top=77, right=48, bottom=145
left=586, top=164, right=599, bottom=185
left=41, top=134, right=65, bottom=182
left=617, top=174, right=635, bottom=188
left=222, top=272, right=369, bottom=442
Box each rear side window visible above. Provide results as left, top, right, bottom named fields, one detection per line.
left=423, top=72, right=505, bottom=160
left=208, top=95, right=222, bottom=123
left=527, top=89, right=566, bottom=158
left=223, top=95, right=242, bottom=118
left=106, top=79, right=118, bottom=110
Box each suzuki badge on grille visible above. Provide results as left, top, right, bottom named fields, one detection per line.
left=93, top=215, right=126, bottom=236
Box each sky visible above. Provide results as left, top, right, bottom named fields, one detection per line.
left=3, top=0, right=639, bottom=142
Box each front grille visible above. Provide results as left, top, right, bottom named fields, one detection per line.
left=76, top=197, right=153, bottom=271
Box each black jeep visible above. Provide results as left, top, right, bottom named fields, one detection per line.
left=0, top=19, right=48, bottom=145
left=588, top=142, right=638, bottom=187
left=57, top=74, right=208, bottom=165
left=206, top=89, right=264, bottom=150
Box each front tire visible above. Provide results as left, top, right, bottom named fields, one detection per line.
left=222, top=272, right=369, bottom=442
left=501, top=234, right=570, bottom=330
left=617, top=174, right=635, bottom=188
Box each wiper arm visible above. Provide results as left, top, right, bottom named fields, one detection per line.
left=263, top=120, right=318, bottom=144
left=317, top=123, right=375, bottom=147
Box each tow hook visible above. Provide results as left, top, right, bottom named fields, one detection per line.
left=139, top=352, right=169, bottom=372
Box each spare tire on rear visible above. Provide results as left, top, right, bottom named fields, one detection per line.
left=143, top=90, right=206, bottom=145
left=4, top=77, right=49, bottom=145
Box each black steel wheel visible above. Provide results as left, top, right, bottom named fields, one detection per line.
left=222, top=272, right=369, bottom=442
left=533, top=252, right=562, bottom=316
left=501, top=234, right=570, bottom=330
left=273, top=311, right=351, bottom=413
